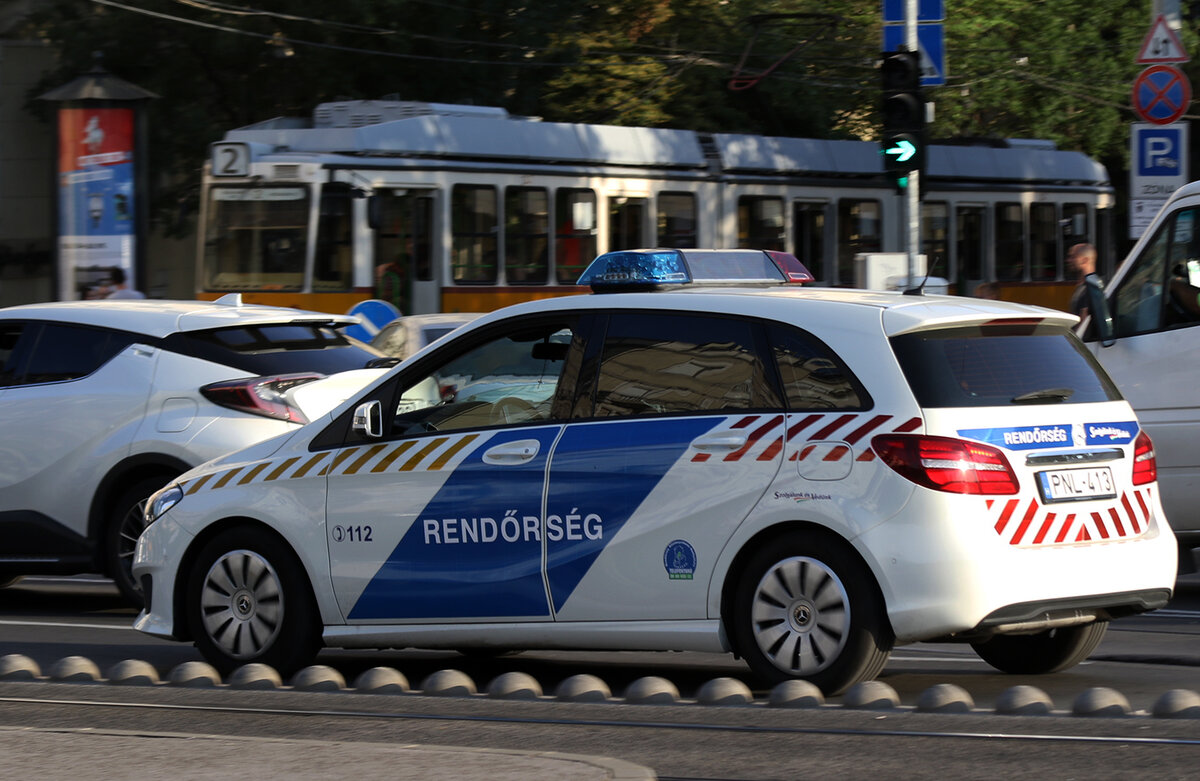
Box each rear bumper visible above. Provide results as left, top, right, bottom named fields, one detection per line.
left=931, top=588, right=1172, bottom=642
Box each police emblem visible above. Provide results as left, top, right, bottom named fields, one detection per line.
left=664, top=539, right=697, bottom=580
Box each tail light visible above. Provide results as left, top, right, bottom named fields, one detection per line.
left=200, top=373, right=323, bottom=424
left=872, top=434, right=1019, bottom=495
left=1133, top=430, right=1157, bottom=486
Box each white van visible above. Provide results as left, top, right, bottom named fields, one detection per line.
left=1084, top=180, right=1200, bottom=560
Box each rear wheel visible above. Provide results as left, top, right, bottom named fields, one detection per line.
left=186, top=527, right=321, bottom=676
left=731, top=532, right=893, bottom=696
left=971, top=621, right=1109, bottom=674
left=106, top=477, right=169, bottom=606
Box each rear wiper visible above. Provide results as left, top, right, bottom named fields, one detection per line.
left=365, top=357, right=401, bottom=369
left=1012, top=387, right=1074, bottom=404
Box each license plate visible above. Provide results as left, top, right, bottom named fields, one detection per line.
left=1036, top=467, right=1117, bottom=503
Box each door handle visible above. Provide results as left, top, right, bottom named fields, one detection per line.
left=692, top=432, right=748, bottom=452
left=482, top=439, right=541, bottom=465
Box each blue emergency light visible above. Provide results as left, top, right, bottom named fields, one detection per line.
left=577, top=249, right=813, bottom=291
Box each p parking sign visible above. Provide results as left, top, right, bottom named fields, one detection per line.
left=1130, top=122, right=1189, bottom=238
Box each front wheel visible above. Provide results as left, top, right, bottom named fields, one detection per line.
left=731, top=532, right=893, bottom=696
left=971, top=621, right=1109, bottom=674
left=106, top=477, right=169, bottom=606
left=186, top=527, right=321, bottom=676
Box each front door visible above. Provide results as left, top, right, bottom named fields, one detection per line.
left=325, top=314, right=583, bottom=622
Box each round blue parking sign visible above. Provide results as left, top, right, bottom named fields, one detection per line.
left=1133, top=65, right=1191, bottom=125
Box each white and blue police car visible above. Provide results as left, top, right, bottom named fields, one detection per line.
left=133, top=249, right=1177, bottom=694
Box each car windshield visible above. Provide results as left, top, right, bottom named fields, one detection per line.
left=890, top=322, right=1121, bottom=408
left=163, top=323, right=383, bottom=375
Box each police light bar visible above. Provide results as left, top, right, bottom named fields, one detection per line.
left=577, top=249, right=813, bottom=291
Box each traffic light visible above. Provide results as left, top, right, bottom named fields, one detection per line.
left=880, top=49, right=925, bottom=189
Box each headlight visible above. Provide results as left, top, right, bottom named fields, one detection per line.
left=146, top=485, right=184, bottom=524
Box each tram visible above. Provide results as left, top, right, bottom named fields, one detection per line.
left=197, top=100, right=1114, bottom=314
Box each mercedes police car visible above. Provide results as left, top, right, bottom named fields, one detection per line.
left=133, top=249, right=1176, bottom=695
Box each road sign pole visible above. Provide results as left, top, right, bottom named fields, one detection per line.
left=906, top=0, right=920, bottom=287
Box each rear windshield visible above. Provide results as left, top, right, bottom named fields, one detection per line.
left=162, top=323, right=383, bottom=375
left=890, top=323, right=1121, bottom=408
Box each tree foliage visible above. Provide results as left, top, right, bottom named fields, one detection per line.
left=20, top=0, right=1192, bottom=229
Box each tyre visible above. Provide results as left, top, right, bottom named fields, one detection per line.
left=186, top=527, right=321, bottom=676
left=731, top=532, right=893, bottom=696
left=971, top=620, right=1109, bottom=675
left=106, top=477, right=169, bottom=606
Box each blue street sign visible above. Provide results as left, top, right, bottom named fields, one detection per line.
left=344, top=298, right=401, bottom=343
left=883, top=24, right=945, bottom=86
left=882, top=0, right=944, bottom=23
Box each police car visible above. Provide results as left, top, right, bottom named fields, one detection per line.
left=133, top=249, right=1176, bottom=695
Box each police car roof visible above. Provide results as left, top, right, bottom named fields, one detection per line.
left=0, top=299, right=358, bottom=339
left=477, top=285, right=1079, bottom=338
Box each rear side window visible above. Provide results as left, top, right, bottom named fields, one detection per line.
left=0, top=322, right=136, bottom=386
left=768, top=324, right=868, bottom=410
left=163, top=323, right=382, bottom=375
left=591, top=313, right=781, bottom=417
left=891, top=323, right=1120, bottom=408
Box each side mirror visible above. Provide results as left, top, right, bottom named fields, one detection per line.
left=1084, top=273, right=1115, bottom=348
left=352, top=400, right=383, bottom=438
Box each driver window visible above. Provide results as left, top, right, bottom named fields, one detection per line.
left=1113, top=207, right=1200, bottom=337
left=390, top=318, right=579, bottom=435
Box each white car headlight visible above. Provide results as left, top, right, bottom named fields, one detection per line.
left=146, top=485, right=184, bottom=524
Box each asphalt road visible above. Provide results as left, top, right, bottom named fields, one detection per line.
left=2, top=575, right=1200, bottom=780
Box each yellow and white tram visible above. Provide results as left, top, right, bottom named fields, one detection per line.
left=197, top=100, right=1113, bottom=314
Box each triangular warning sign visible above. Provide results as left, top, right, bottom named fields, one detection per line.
left=1137, top=15, right=1189, bottom=64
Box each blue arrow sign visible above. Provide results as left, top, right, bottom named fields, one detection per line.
left=882, top=0, right=944, bottom=23
left=883, top=24, right=945, bottom=86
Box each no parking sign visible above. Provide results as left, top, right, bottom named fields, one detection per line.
left=1133, top=65, right=1191, bottom=125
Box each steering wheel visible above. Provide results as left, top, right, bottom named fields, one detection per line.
left=490, top=396, right=537, bottom=425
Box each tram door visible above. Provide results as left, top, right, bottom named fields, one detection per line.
left=374, top=189, right=437, bottom=314
left=608, top=197, right=648, bottom=252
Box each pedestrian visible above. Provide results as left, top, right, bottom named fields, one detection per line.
left=973, top=282, right=1000, bottom=300
left=1066, top=243, right=1098, bottom=318
left=105, top=266, right=145, bottom=299
left=375, top=257, right=407, bottom=314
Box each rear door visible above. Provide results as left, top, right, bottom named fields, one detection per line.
left=545, top=311, right=786, bottom=621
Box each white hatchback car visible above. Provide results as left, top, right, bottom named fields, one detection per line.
left=0, top=296, right=386, bottom=603
left=134, top=250, right=1176, bottom=694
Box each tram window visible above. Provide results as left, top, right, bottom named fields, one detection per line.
left=657, top=192, right=696, bottom=247
left=314, top=183, right=353, bottom=291
left=995, top=202, right=1025, bottom=282
left=609, top=197, right=648, bottom=252
left=504, top=187, right=549, bottom=285
left=452, top=185, right=498, bottom=284
left=1030, top=203, right=1058, bottom=281
left=203, top=186, right=308, bottom=292
left=956, top=206, right=985, bottom=283
left=555, top=188, right=596, bottom=285
left=1063, top=203, right=1089, bottom=249
left=737, top=197, right=785, bottom=252
left=837, top=200, right=881, bottom=286
left=921, top=202, right=949, bottom=281
left=792, top=202, right=826, bottom=282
